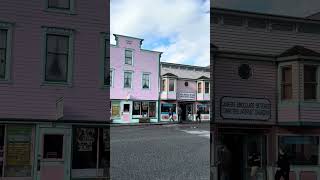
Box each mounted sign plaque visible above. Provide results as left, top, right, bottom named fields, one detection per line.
left=178, top=92, right=196, bottom=101
left=220, top=96, right=271, bottom=120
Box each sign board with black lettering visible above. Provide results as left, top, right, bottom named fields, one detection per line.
left=220, top=96, right=271, bottom=120
left=178, top=92, right=196, bottom=101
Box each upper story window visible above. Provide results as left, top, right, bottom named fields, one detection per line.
left=142, top=73, right=150, bottom=89
left=0, top=30, right=8, bottom=80
left=298, top=23, right=320, bottom=34
left=169, top=79, right=175, bottom=92
left=48, top=0, right=70, bottom=9
left=205, top=82, right=210, bottom=94
left=247, top=18, right=267, bottom=29
left=104, top=39, right=110, bottom=86
left=271, top=21, right=295, bottom=32
left=124, top=71, right=132, bottom=88
left=281, top=66, right=292, bottom=100
left=223, top=15, right=243, bottom=26
left=162, top=79, right=166, bottom=91
left=197, top=82, right=202, bottom=93
left=45, top=34, right=70, bottom=82
left=304, top=65, right=318, bottom=100
left=125, top=50, right=133, bottom=65
left=109, top=69, right=113, bottom=87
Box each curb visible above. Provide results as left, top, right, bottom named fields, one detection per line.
left=109, top=121, right=210, bottom=127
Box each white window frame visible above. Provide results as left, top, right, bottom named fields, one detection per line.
left=123, top=71, right=133, bottom=89
left=197, top=81, right=202, bottom=93
left=303, top=64, right=319, bottom=101
left=204, top=81, right=210, bottom=94
left=124, top=49, right=133, bottom=66
left=168, top=79, right=175, bottom=92
left=142, top=72, right=151, bottom=90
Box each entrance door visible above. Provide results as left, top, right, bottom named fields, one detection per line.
left=186, top=104, right=193, bottom=121
left=37, top=127, right=71, bottom=180
left=122, top=103, right=131, bottom=123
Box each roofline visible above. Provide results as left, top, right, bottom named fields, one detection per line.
left=212, top=7, right=320, bottom=23
left=113, top=34, right=144, bottom=41
left=160, top=61, right=210, bottom=69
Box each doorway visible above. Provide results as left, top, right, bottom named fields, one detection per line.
left=178, top=103, right=193, bottom=122
left=217, top=134, right=267, bottom=180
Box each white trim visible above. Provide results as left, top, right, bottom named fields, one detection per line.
left=124, top=48, right=134, bottom=66
left=123, top=70, right=133, bottom=89
left=141, top=72, right=151, bottom=90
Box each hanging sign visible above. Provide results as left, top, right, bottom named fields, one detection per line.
left=220, top=97, right=271, bottom=120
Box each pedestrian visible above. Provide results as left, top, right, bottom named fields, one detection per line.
left=178, top=107, right=182, bottom=123
left=275, top=148, right=290, bottom=180
left=168, top=108, right=174, bottom=122
left=248, top=144, right=261, bottom=179
left=196, top=108, right=201, bottom=123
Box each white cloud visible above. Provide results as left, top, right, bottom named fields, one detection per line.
left=111, top=0, right=210, bottom=66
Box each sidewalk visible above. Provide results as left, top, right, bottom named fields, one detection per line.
left=109, top=120, right=210, bottom=127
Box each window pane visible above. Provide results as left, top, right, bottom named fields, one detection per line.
left=0, top=49, right=6, bottom=78
left=45, top=54, right=68, bottom=81
left=162, top=79, right=166, bottom=91
left=132, top=102, right=141, bottom=115
left=282, top=66, right=292, bottom=83
left=304, top=65, right=317, bottom=82
left=304, top=84, right=317, bottom=100
left=0, top=30, right=7, bottom=49
left=248, top=18, right=267, bottom=29
left=72, top=128, right=98, bottom=169
left=141, top=102, right=149, bottom=116
left=124, top=72, right=132, bottom=88
left=48, top=0, right=70, bottom=9
left=98, top=128, right=110, bottom=177
left=282, top=85, right=292, bottom=100
left=43, top=134, right=63, bottom=159
left=272, top=21, right=294, bottom=31
left=123, top=104, right=130, bottom=112
left=142, top=74, right=150, bottom=89
left=125, top=50, right=132, bottom=65
left=169, top=79, right=174, bottom=91
left=161, top=103, right=176, bottom=113
left=47, top=35, right=69, bottom=54
left=198, top=82, right=202, bottom=93
left=279, top=136, right=319, bottom=165
left=197, top=104, right=209, bottom=114
left=111, top=102, right=120, bottom=117
left=149, top=102, right=156, bottom=117
left=298, top=23, right=320, bottom=34
left=223, top=15, right=243, bottom=26
left=205, top=82, right=209, bottom=93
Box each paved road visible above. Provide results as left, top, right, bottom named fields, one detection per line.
left=110, top=123, right=210, bottom=180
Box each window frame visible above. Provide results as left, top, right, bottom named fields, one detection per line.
left=123, top=71, right=133, bottom=89
left=109, top=68, right=114, bottom=87
left=280, top=65, right=293, bottom=101
left=101, top=33, right=109, bottom=88
left=197, top=82, right=202, bottom=93
left=0, top=22, right=13, bottom=83
left=45, top=0, right=76, bottom=14
left=205, top=81, right=210, bottom=94
left=124, top=49, right=133, bottom=66
left=168, top=79, right=175, bottom=92
left=303, top=65, right=318, bottom=101
left=42, top=27, right=74, bottom=86
left=142, top=72, right=150, bottom=90
left=162, top=79, right=166, bottom=91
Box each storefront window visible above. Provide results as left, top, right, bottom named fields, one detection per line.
left=5, top=125, right=33, bottom=177
left=197, top=104, right=210, bottom=114
left=72, top=127, right=110, bottom=177
left=161, top=103, right=176, bottom=113
left=149, top=102, right=156, bottom=117
left=141, top=102, right=149, bottom=117
left=279, top=136, right=319, bottom=165
left=111, top=102, right=120, bottom=117
left=133, top=102, right=141, bottom=115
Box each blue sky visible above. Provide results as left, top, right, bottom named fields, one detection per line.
left=111, top=0, right=210, bottom=66
left=212, top=0, right=320, bottom=17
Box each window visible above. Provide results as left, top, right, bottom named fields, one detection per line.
left=279, top=136, right=319, bottom=165
left=149, top=102, right=156, bottom=117
left=223, top=15, right=243, bottom=26
left=298, top=23, right=320, bottom=34
left=185, top=81, right=188, bottom=86
left=132, top=101, right=157, bottom=117
left=104, top=38, right=110, bottom=86
left=161, top=103, right=176, bottom=114
left=0, top=30, right=7, bottom=80
left=247, top=18, right=267, bottom=29
left=124, top=71, right=132, bottom=88
left=281, top=66, right=292, bottom=100
left=141, top=102, right=149, bottom=117
left=111, top=102, right=120, bottom=117
left=162, top=79, right=166, bottom=91
left=132, top=102, right=141, bottom=115
left=125, top=50, right=133, bottom=65
left=48, top=0, right=70, bottom=9
left=109, top=69, right=113, bottom=87
left=198, top=82, right=202, bottom=93
left=205, top=82, right=209, bottom=94
left=169, top=79, right=175, bottom=92
left=45, top=34, right=70, bottom=82
left=142, top=73, right=150, bottom=89
left=72, top=127, right=109, bottom=177
left=43, top=134, right=64, bottom=159
left=197, top=104, right=210, bottom=114
left=271, top=21, right=295, bottom=32
left=123, top=104, right=130, bottom=112
left=304, top=65, right=318, bottom=100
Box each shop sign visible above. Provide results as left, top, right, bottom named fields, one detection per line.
left=178, top=92, right=196, bottom=100
left=76, top=128, right=96, bottom=152
left=220, top=97, right=271, bottom=120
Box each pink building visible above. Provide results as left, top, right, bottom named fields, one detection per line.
left=0, top=0, right=109, bottom=179
left=212, top=7, right=320, bottom=180
left=110, top=34, right=162, bottom=123
left=160, top=62, right=210, bottom=122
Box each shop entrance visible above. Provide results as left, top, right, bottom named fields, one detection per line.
left=178, top=103, right=193, bottom=121
left=217, top=133, right=267, bottom=180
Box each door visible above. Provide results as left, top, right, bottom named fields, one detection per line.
left=122, top=103, right=131, bottom=123
left=37, top=127, right=71, bottom=180
left=186, top=104, right=193, bottom=121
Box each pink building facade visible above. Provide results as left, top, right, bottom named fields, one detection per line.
left=0, top=0, right=109, bottom=179
left=212, top=8, right=320, bottom=180
left=110, top=34, right=161, bottom=123
left=160, top=62, right=210, bottom=122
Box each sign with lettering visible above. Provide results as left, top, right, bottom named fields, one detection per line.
left=178, top=92, right=196, bottom=101
left=220, top=97, right=271, bottom=120
left=76, top=128, right=96, bottom=152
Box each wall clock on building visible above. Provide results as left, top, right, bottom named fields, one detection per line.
left=238, top=64, right=252, bottom=79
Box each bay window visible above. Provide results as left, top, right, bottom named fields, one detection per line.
left=205, top=82, right=210, bottom=94
left=281, top=66, right=292, bottom=100
left=304, top=65, right=318, bottom=100
left=169, top=79, right=175, bottom=92
left=198, top=82, right=202, bottom=93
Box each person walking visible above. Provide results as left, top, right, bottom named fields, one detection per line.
left=168, top=108, right=174, bottom=122
left=275, top=148, right=290, bottom=180
left=178, top=106, right=182, bottom=123
left=196, top=108, right=201, bottom=123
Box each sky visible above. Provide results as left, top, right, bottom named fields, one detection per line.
left=212, top=0, right=320, bottom=17
left=110, top=0, right=210, bottom=66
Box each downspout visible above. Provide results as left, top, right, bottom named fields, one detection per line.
left=158, top=53, right=162, bottom=123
